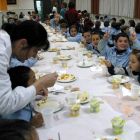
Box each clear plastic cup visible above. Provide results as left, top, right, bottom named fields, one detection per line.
left=62, top=60, right=67, bottom=68
left=131, top=84, right=140, bottom=101
left=67, top=93, right=77, bottom=104
left=41, top=108, right=54, bottom=129
left=53, top=57, right=58, bottom=64
left=101, top=65, right=107, bottom=76
left=99, top=56, right=105, bottom=65
left=87, top=51, right=92, bottom=58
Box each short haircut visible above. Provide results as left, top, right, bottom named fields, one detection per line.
left=104, top=21, right=109, bottom=27
left=0, top=119, right=35, bottom=140
left=111, top=18, right=116, bottom=22
left=95, top=21, right=101, bottom=28
left=43, top=18, right=49, bottom=22
left=129, top=20, right=135, bottom=27
left=78, top=10, right=81, bottom=13
left=8, top=17, right=14, bottom=23
left=111, top=22, right=116, bottom=28
left=83, top=30, right=91, bottom=36
left=119, top=19, right=125, bottom=25
left=69, top=25, right=78, bottom=34
left=100, top=17, right=103, bottom=20
left=121, top=26, right=129, bottom=33
left=62, top=2, right=67, bottom=8
left=92, top=31, right=102, bottom=39
left=114, top=22, right=121, bottom=30
left=59, top=19, right=68, bottom=24
left=95, top=15, right=99, bottom=19
left=8, top=66, right=31, bottom=89
left=60, top=23, right=68, bottom=29
left=68, top=1, right=75, bottom=9
left=54, top=3, right=58, bottom=7
left=84, top=10, right=87, bottom=13
left=135, top=24, right=140, bottom=34
left=28, top=11, right=31, bottom=15
left=84, top=13, right=90, bottom=18
left=115, top=33, right=129, bottom=42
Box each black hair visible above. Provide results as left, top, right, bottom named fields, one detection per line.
left=121, top=26, right=129, bottom=33
left=95, top=15, right=99, bottom=19
left=78, top=10, right=81, bottom=13
left=8, top=17, right=14, bottom=23
left=129, top=20, right=135, bottom=27
left=28, top=11, right=31, bottom=15
left=62, top=2, right=67, bottom=8
left=119, top=19, right=125, bottom=25
left=115, top=33, right=129, bottom=42
left=58, top=19, right=68, bottom=25
left=104, top=15, right=107, bottom=19
left=69, top=25, right=78, bottom=34
left=60, top=23, right=68, bottom=29
left=0, top=119, right=35, bottom=140
left=100, top=17, right=103, bottom=20
left=84, top=13, right=90, bottom=18
left=43, top=18, right=48, bottom=22
left=7, top=66, right=31, bottom=89
left=68, top=1, right=75, bottom=9
left=104, top=21, right=109, bottom=27
left=3, top=20, right=48, bottom=49
left=111, top=22, right=116, bottom=28
left=131, top=50, right=140, bottom=63
left=114, top=22, right=121, bottom=30
left=135, top=24, right=140, bottom=34
left=111, top=18, right=116, bottom=22
left=1, top=23, right=14, bottom=35
left=95, top=21, right=101, bottom=28
left=83, top=30, right=91, bottom=36
left=84, top=10, right=87, bottom=13
left=92, top=31, right=102, bottom=39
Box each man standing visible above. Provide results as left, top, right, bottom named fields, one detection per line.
left=60, top=2, right=67, bottom=18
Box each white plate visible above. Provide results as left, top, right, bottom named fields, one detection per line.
left=34, top=98, right=63, bottom=113
left=66, top=91, right=93, bottom=104
left=48, top=48, right=58, bottom=52
left=83, top=51, right=89, bottom=55
left=77, top=61, right=94, bottom=67
left=58, top=55, right=72, bottom=60
left=57, top=74, right=76, bottom=83
left=108, top=75, right=130, bottom=83
left=134, top=131, right=140, bottom=140
left=95, top=137, right=121, bottom=140
left=62, top=46, right=72, bottom=50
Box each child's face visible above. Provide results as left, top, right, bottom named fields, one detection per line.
left=9, top=19, right=14, bottom=23
left=84, top=16, right=89, bottom=20
left=116, top=37, right=129, bottom=51
left=61, top=27, right=67, bottom=33
left=27, top=69, right=36, bottom=86
left=124, top=28, right=129, bottom=34
left=92, top=34, right=101, bottom=48
left=46, top=20, right=50, bottom=24
left=84, top=32, right=91, bottom=43
left=129, top=54, right=140, bottom=72
left=70, top=28, right=77, bottom=37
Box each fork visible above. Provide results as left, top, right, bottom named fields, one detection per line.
left=58, top=132, right=61, bottom=140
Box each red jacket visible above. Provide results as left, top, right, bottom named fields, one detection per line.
left=65, top=8, right=79, bottom=27
left=83, top=19, right=93, bottom=31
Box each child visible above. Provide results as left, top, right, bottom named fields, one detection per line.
left=83, top=13, right=94, bottom=31
left=3, top=66, right=44, bottom=128
left=92, top=21, right=101, bottom=32
left=104, top=50, right=140, bottom=83
left=35, top=14, right=40, bottom=23
left=121, top=26, right=130, bottom=35
left=67, top=25, right=81, bottom=43
left=95, top=15, right=100, bottom=21
left=101, top=21, right=109, bottom=33
left=111, top=18, right=116, bottom=23
left=135, top=24, right=140, bottom=42
left=128, top=20, right=135, bottom=28
left=97, top=32, right=140, bottom=67
left=119, top=19, right=125, bottom=26
left=43, top=18, right=50, bottom=26
left=100, top=17, right=103, bottom=22
left=60, top=23, right=70, bottom=37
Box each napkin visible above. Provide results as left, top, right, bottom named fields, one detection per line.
left=48, top=84, right=64, bottom=92
left=90, top=66, right=102, bottom=72
left=40, top=66, right=51, bottom=74
left=122, top=87, right=131, bottom=97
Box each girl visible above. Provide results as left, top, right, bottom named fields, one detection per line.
left=105, top=50, right=140, bottom=83
left=119, top=19, right=125, bottom=26
left=67, top=25, right=81, bottom=43
left=128, top=20, right=135, bottom=29
left=97, top=32, right=140, bottom=67
left=4, top=66, right=44, bottom=128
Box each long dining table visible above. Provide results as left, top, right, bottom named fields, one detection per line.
left=31, top=29, right=140, bottom=140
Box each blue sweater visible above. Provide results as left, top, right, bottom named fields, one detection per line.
left=67, top=33, right=81, bottom=43
left=10, top=57, right=37, bottom=68
left=98, top=39, right=133, bottom=67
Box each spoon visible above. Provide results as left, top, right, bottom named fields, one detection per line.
left=71, top=99, right=80, bottom=110
left=53, top=91, right=66, bottom=95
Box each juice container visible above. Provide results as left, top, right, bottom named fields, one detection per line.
left=69, top=103, right=81, bottom=117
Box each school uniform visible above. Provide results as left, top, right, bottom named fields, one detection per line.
left=136, top=33, right=140, bottom=42
left=10, top=57, right=38, bottom=68
left=67, top=33, right=81, bottom=43
left=0, top=30, right=36, bottom=116
left=97, top=39, right=139, bottom=67
left=60, top=8, right=66, bottom=18
left=108, top=27, right=116, bottom=45
left=101, top=27, right=109, bottom=33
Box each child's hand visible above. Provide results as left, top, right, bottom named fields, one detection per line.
left=130, top=30, right=136, bottom=41
left=36, top=55, right=39, bottom=60
left=38, top=88, right=48, bottom=96
left=30, top=113, right=44, bottom=128
left=104, top=60, right=112, bottom=67
left=103, top=30, right=111, bottom=40
left=81, top=41, right=87, bottom=46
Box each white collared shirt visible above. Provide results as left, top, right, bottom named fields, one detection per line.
left=0, top=30, right=36, bottom=116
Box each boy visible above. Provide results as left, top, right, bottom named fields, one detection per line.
left=60, top=23, right=70, bottom=37
left=102, top=21, right=109, bottom=33
left=43, top=18, right=50, bottom=26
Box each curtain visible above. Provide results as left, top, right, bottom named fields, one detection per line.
left=76, top=0, right=91, bottom=13
left=134, top=0, right=140, bottom=18
left=99, top=0, right=134, bottom=18
left=91, top=0, right=99, bottom=14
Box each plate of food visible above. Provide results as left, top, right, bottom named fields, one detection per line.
left=34, top=98, right=63, bottom=113
left=95, top=137, right=121, bottom=140
left=74, top=91, right=93, bottom=103
left=83, top=51, right=89, bottom=55
left=38, top=55, right=44, bottom=60
left=56, top=38, right=68, bottom=42
left=58, top=55, right=72, bottom=60
left=108, top=75, right=130, bottom=84
left=48, top=48, right=59, bottom=52
left=62, top=46, right=72, bottom=50
left=77, top=61, right=94, bottom=67
left=57, top=74, right=76, bottom=83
